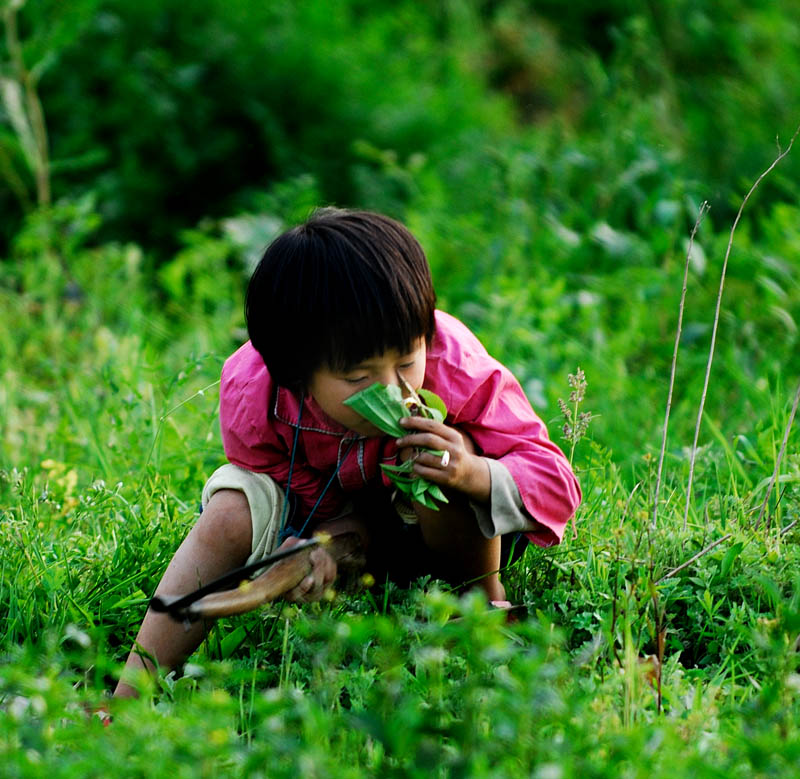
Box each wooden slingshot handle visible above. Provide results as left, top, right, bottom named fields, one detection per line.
left=156, top=532, right=363, bottom=621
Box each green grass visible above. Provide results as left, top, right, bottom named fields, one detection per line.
left=1, top=190, right=799, bottom=776
left=2, top=2, right=800, bottom=771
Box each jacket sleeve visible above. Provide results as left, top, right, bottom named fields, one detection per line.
left=447, top=363, right=582, bottom=547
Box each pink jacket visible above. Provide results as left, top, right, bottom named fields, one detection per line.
left=220, top=310, right=581, bottom=546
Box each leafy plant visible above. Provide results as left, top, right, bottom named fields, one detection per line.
left=343, top=381, right=450, bottom=509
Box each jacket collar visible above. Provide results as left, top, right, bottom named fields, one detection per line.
left=273, top=386, right=362, bottom=438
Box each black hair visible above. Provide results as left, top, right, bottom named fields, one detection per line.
left=245, top=208, right=437, bottom=389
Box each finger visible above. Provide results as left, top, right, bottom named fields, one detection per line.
left=310, top=549, right=337, bottom=586
left=397, top=416, right=463, bottom=450
left=285, top=574, right=316, bottom=602
left=298, top=550, right=336, bottom=600
left=301, top=574, right=316, bottom=594
left=397, top=417, right=452, bottom=437
left=410, top=462, right=453, bottom=486
left=397, top=444, right=415, bottom=462
left=415, top=450, right=453, bottom=469
left=284, top=547, right=337, bottom=602
left=304, top=576, right=331, bottom=601
left=396, top=432, right=453, bottom=451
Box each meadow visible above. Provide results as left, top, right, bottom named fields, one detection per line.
left=2, top=1, right=800, bottom=776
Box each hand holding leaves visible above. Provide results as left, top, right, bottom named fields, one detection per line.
left=343, top=382, right=450, bottom=509
left=396, top=415, right=491, bottom=504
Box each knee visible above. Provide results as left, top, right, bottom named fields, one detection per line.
left=194, top=489, right=253, bottom=556
left=416, top=495, right=484, bottom=546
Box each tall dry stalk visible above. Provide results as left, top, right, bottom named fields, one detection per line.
left=651, top=201, right=709, bottom=529
left=655, top=533, right=732, bottom=585
left=683, top=126, right=800, bottom=530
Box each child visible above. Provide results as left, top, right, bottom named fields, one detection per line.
left=114, top=208, right=581, bottom=698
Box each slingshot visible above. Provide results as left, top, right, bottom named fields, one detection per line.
left=149, top=532, right=362, bottom=622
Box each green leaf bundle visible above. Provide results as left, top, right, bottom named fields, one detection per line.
left=343, top=382, right=449, bottom=509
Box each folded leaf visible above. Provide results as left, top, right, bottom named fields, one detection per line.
left=343, top=382, right=407, bottom=437
left=427, top=483, right=449, bottom=503
left=417, top=388, right=447, bottom=421
left=344, top=382, right=450, bottom=509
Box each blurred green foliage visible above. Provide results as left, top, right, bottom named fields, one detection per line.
left=2, top=1, right=800, bottom=773
left=2, top=0, right=510, bottom=250
left=2, top=0, right=799, bottom=252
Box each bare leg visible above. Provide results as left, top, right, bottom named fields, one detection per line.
left=414, top=494, right=506, bottom=602
left=113, top=489, right=253, bottom=698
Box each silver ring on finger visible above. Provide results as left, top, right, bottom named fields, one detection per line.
left=440, top=449, right=451, bottom=468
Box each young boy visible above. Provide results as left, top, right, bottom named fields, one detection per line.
left=114, top=208, right=581, bottom=697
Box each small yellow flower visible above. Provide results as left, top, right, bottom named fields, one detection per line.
left=209, top=728, right=229, bottom=746
left=360, top=572, right=375, bottom=588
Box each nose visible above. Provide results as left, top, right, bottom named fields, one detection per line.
left=394, top=371, right=416, bottom=399
left=375, top=369, right=410, bottom=395
left=374, top=369, right=399, bottom=388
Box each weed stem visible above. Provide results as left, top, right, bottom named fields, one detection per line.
left=655, top=533, right=731, bottom=585
left=652, top=201, right=709, bottom=529
left=683, top=124, right=800, bottom=530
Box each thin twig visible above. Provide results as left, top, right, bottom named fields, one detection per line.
left=755, top=378, right=800, bottom=531
left=654, top=533, right=731, bottom=585
left=652, top=201, right=709, bottom=529
left=683, top=125, right=800, bottom=530
left=160, top=379, right=222, bottom=420
left=780, top=519, right=798, bottom=537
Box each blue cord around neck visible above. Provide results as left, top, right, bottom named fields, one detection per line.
left=277, top=392, right=358, bottom=542
left=276, top=393, right=303, bottom=540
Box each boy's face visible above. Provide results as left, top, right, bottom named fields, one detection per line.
left=308, top=338, right=427, bottom=436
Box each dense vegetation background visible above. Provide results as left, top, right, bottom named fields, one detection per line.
left=2, top=1, right=800, bottom=775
